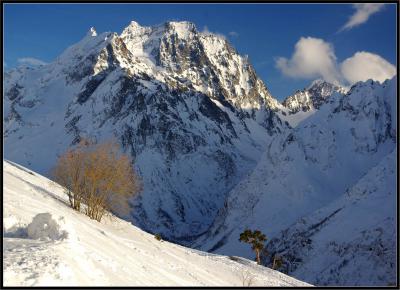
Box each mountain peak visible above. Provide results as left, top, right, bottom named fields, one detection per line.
left=166, top=20, right=196, bottom=29
left=282, top=79, right=346, bottom=115
left=120, top=20, right=147, bottom=39
left=87, top=27, right=97, bottom=37
left=307, top=78, right=325, bottom=88
left=165, top=21, right=197, bottom=37
left=127, top=20, right=142, bottom=29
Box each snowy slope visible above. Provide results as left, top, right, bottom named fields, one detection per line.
left=265, top=149, right=397, bottom=286
left=194, top=78, right=397, bottom=286
left=4, top=20, right=287, bottom=241
left=3, top=160, right=311, bottom=287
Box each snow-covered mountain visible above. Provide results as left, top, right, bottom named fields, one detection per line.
left=265, top=149, right=397, bottom=286
left=278, top=79, right=346, bottom=127
left=4, top=20, right=286, bottom=241
left=194, top=78, right=397, bottom=286
left=3, top=18, right=397, bottom=286
left=282, top=79, right=346, bottom=114
left=3, top=160, right=311, bottom=286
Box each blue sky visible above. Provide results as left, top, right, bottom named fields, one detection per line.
left=3, top=3, right=397, bottom=99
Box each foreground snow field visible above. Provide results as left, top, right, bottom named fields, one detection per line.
left=3, top=160, right=311, bottom=286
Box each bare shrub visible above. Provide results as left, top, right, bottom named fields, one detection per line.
left=239, top=269, right=255, bottom=287
left=52, top=140, right=88, bottom=211
left=52, top=139, right=142, bottom=222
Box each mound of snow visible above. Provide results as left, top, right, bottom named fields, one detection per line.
left=3, top=215, right=28, bottom=239
left=27, top=213, right=68, bottom=241
left=3, top=215, right=20, bottom=232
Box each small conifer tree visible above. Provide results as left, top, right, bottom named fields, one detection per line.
left=272, top=254, right=283, bottom=270
left=154, top=233, right=162, bottom=241
left=239, top=229, right=267, bottom=265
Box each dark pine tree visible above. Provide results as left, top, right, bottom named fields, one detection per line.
left=239, top=229, right=267, bottom=264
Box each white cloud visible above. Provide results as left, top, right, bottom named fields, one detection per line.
left=276, top=37, right=396, bottom=86
left=340, top=51, right=396, bottom=84
left=17, top=57, right=47, bottom=67
left=228, top=31, right=239, bottom=37
left=275, top=37, right=341, bottom=84
left=340, top=4, right=385, bottom=31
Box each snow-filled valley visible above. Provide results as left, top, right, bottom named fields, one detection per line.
left=3, top=160, right=311, bottom=286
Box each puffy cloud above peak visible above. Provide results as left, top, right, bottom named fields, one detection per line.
left=340, top=52, right=396, bottom=84
left=275, top=37, right=341, bottom=85
left=340, top=4, right=385, bottom=32
left=276, top=37, right=396, bottom=86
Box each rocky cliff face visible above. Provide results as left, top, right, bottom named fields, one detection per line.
left=282, top=79, right=346, bottom=114
left=4, top=21, right=286, bottom=241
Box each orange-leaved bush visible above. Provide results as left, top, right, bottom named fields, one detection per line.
left=52, top=139, right=142, bottom=222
